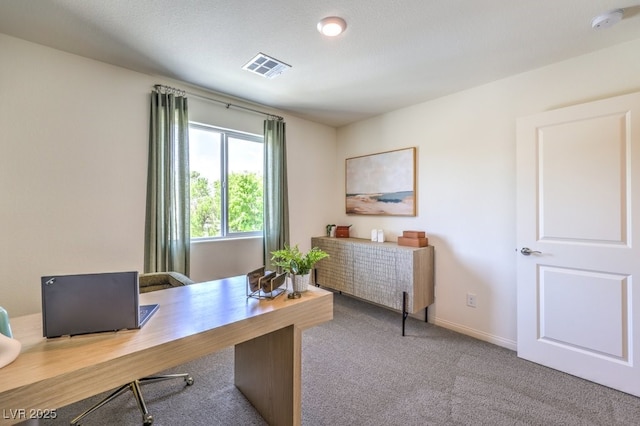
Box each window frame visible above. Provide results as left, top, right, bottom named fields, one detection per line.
left=189, top=122, right=264, bottom=241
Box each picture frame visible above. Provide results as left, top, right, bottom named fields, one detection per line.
left=345, top=147, right=416, bottom=216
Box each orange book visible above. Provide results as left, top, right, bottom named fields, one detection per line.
left=402, top=230, right=426, bottom=239
left=397, top=236, right=428, bottom=247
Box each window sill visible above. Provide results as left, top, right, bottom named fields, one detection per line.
left=191, top=235, right=263, bottom=245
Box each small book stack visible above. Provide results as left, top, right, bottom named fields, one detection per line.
left=397, top=230, right=429, bottom=247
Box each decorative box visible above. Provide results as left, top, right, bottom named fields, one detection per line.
left=335, top=226, right=351, bottom=238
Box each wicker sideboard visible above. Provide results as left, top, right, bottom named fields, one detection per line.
left=311, top=237, right=434, bottom=332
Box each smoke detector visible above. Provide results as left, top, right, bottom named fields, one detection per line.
left=591, top=9, right=624, bottom=30
left=242, top=53, right=291, bottom=79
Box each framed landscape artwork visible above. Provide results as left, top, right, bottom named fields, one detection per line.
left=345, top=147, right=416, bottom=216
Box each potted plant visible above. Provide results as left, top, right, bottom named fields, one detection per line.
left=271, top=244, right=329, bottom=294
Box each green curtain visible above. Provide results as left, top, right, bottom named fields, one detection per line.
left=263, top=119, right=289, bottom=270
left=144, top=87, right=190, bottom=275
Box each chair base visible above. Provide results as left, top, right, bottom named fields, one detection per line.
left=70, top=373, right=194, bottom=425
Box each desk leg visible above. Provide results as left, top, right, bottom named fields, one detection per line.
left=234, top=325, right=301, bottom=426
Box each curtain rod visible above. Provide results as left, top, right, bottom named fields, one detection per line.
left=154, top=84, right=283, bottom=121
left=187, top=91, right=284, bottom=121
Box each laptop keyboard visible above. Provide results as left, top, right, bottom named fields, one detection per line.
left=139, top=304, right=159, bottom=327
left=139, top=305, right=154, bottom=318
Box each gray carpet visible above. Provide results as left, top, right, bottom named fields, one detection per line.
left=41, top=293, right=640, bottom=425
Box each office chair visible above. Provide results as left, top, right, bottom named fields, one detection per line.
left=71, top=272, right=195, bottom=426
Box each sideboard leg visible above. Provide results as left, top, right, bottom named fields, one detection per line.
left=425, top=307, right=428, bottom=323
left=402, top=291, right=408, bottom=336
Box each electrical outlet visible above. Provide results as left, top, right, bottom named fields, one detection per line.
left=466, top=293, right=477, bottom=308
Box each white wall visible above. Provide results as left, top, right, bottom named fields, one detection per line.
left=336, top=38, right=640, bottom=349
left=0, top=33, right=337, bottom=316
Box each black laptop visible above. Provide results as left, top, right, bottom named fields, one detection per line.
left=41, top=271, right=159, bottom=338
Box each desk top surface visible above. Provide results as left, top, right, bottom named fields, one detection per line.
left=0, top=276, right=332, bottom=396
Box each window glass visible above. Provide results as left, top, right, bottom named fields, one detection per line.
left=189, top=126, right=221, bottom=237
left=228, top=137, right=264, bottom=234
left=189, top=124, right=263, bottom=239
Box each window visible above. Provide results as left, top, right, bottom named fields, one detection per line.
left=189, top=123, right=263, bottom=239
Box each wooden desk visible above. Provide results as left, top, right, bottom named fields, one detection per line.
left=0, top=276, right=333, bottom=426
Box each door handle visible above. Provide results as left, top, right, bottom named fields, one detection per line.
left=520, top=247, right=542, bottom=256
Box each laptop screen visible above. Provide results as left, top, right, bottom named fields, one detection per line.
left=41, top=271, right=141, bottom=338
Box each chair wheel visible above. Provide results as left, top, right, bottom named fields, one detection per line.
left=143, top=413, right=153, bottom=425
left=186, top=375, right=194, bottom=386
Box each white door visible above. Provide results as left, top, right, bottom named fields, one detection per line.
left=516, top=91, right=640, bottom=396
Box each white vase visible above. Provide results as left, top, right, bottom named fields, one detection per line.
left=0, top=333, right=21, bottom=369
left=291, top=273, right=310, bottom=293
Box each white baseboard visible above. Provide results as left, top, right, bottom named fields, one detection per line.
left=431, top=317, right=517, bottom=351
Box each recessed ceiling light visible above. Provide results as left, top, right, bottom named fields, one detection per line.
left=317, top=16, right=347, bottom=37
left=591, top=9, right=624, bottom=30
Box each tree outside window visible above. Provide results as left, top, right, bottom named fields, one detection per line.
left=189, top=124, right=263, bottom=239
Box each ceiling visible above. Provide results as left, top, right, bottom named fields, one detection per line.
left=1, top=1, right=640, bottom=127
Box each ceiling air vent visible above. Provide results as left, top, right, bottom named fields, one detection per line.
left=242, top=53, right=291, bottom=79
